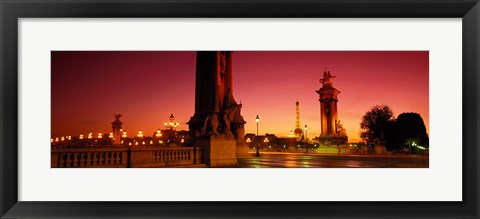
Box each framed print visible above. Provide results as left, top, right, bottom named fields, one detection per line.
left=1, top=0, right=479, bottom=218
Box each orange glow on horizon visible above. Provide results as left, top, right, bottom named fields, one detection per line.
left=51, top=51, right=429, bottom=142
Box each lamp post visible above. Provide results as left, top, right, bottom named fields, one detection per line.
left=255, top=115, right=260, bottom=157
left=410, top=142, right=416, bottom=164
left=304, top=124, right=308, bottom=153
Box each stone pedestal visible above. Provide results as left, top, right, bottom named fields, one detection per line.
left=318, top=135, right=348, bottom=146
left=315, top=145, right=340, bottom=154
left=197, top=137, right=237, bottom=167
left=236, top=142, right=250, bottom=158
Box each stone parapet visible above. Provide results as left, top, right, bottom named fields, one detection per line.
left=197, top=137, right=237, bottom=167
left=51, top=146, right=202, bottom=168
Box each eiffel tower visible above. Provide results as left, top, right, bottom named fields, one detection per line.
left=294, top=100, right=303, bottom=141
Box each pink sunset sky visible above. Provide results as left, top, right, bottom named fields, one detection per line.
left=51, top=51, right=429, bottom=142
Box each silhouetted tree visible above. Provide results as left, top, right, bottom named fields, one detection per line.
left=383, top=120, right=397, bottom=151
left=394, top=112, right=429, bottom=153
left=360, top=105, right=395, bottom=144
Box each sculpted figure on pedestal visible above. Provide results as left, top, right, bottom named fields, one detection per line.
left=320, top=69, right=336, bottom=86
left=202, top=113, right=220, bottom=136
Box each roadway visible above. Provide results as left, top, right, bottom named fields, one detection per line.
left=222, top=152, right=429, bottom=168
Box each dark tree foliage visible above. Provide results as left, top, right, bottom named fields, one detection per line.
left=394, top=112, right=429, bottom=150
left=360, top=105, right=395, bottom=144
left=383, top=120, right=397, bottom=151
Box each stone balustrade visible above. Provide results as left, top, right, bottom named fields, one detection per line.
left=129, top=147, right=202, bottom=168
left=51, top=147, right=202, bottom=168
left=51, top=148, right=129, bottom=168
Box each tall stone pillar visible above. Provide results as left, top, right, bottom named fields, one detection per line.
left=111, top=114, right=123, bottom=146
left=187, top=51, right=248, bottom=166
left=316, top=69, right=348, bottom=146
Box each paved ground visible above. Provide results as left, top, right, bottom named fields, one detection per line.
left=222, top=152, right=429, bottom=168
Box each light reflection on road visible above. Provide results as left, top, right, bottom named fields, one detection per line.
left=226, top=152, right=428, bottom=168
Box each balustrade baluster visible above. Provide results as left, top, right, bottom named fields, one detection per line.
left=83, top=153, right=87, bottom=167
left=107, top=152, right=112, bottom=165
left=72, top=153, right=79, bottom=167
left=101, top=152, right=106, bottom=165
left=118, top=152, right=122, bottom=164
left=87, top=152, right=93, bottom=167
left=93, top=152, right=98, bottom=166
left=77, top=153, right=82, bottom=167
left=110, top=152, right=115, bottom=165
left=79, top=153, right=83, bottom=167
left=113, top=152, right=118, bottom=164
left=59, top=153, right=66, bottom=168
left=64, top=153, right=69, bottom=167
left=104, top=152, right=108, bottom=165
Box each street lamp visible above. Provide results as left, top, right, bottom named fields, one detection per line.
left=255, top=115, right=260, bottom=157
left=165, top=114, right=180, bottom=130
left=155, top=129, right=162, bottom=137
left=304, top=124, right=308, bottom=153
left=264, top=137, right=269, bottom=150
left=335, top=120, right=341, bottom=154
left=288, top=130, right=295, bottom=150
left=410, top=142, right=416, bottom=163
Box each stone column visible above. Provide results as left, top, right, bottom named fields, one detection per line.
left=111, top=114, right=123, bottom=146
left=320, top=99, right=325, bottom=135
left=316, top=69, right=348, bottom=147
left=188, top=51, right=248, bottom=166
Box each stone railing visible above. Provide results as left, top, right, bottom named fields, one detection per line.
left=51, top=147, right=129, bottom=168
left=129, top=147, right=202, bottom=168
left=51, top=147, right=202, bottom=168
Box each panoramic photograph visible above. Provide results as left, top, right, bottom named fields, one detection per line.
left=51, top=51, right=429, bottom=168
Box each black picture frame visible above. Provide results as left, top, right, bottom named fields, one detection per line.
left=1, top=0, right=479, bottom=218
